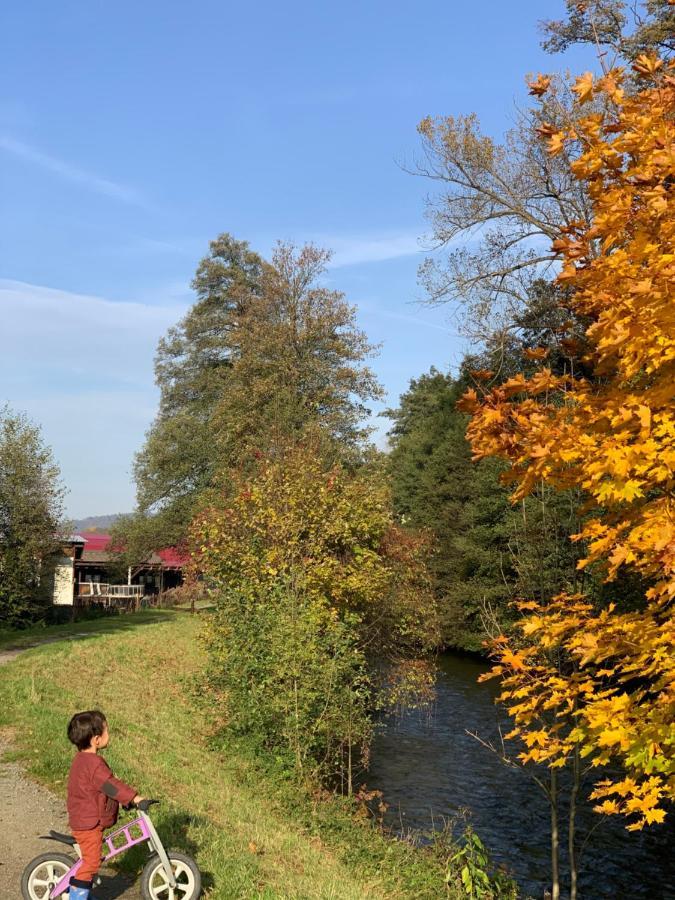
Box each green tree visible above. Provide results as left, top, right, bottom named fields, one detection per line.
left=119, top=236, right=381, bottom=559
left=210, top=241, right=382, bottom=466
left=203, top=579, right=372, bottom=787
left=126, top=234, right=265, bottom=551
left=387, top=370, right=514, bottom=650
left=0, top=407, right=64, bottom=626
left=387, top=284, right=598, bottom=651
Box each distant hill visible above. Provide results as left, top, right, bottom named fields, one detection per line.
left=73, top=514, right=127, bottom=532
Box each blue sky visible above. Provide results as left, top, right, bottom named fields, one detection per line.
left=0, top=1, right=590, bottom=518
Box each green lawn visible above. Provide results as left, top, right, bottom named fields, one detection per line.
left=0, top=613, right=459, bottom=899
left=0, top=608, right=173, bottom=650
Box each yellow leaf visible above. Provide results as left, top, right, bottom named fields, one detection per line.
left=571, top=72, right=594, bottom=103
left=645, top=808, right=666, bottom=825
left=547, top=132, right=566, bottom=156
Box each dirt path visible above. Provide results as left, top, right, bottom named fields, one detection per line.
left=0, top=642, right=142, bottom=899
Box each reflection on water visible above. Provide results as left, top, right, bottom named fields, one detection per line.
left=368, top=653, right=674, bottom=899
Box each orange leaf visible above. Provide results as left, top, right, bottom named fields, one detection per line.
left=632, top=54, right=663, bottom=77
left=523, top=347, right=549, bottom=360
left=456, top=388, right=479, bottom=413
left=528, top=74, right=551, bottom=97
left=571, top=72, right=594, bottom=103
left=501, top=648, right=527, bottom=671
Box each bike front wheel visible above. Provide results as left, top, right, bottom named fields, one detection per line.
left=140, top=850, right=202, bottom=900
left=21, top=852, right=76, bottom=899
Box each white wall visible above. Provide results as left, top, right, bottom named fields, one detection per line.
left=52, top=556, right=75, bottom=606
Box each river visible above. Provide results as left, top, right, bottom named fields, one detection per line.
left=368, top=652, right=674, bottom=900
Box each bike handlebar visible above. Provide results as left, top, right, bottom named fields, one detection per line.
left=124, top=798, right=160, bottom=812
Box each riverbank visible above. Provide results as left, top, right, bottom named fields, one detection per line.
left=0, top=612, right=464, bottom=899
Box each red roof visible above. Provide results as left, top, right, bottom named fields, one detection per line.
left=157, top=547, right=188, bottom=568
left=81, top=532, right=113, bottom=551
left=80, top=533, right=188, bottom=568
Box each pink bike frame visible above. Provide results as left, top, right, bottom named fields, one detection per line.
left=51, top=815, right=152, bottom=898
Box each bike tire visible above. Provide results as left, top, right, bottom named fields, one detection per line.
left=140, top=850, right=202, bottom=899
left=21, top=851, right=76, bottom=899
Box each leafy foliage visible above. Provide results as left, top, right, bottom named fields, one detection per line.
left=541, top=0, right=675, bottom=62
left=200, top=580, right=372, bottom=785
left=387, top=369, right=515, bottom=650
left=387, top=285, right=595, bottom=651
left=0, top=407, right=64, bottom=626
left=465, top=58, right=675, bottom=829
left=117, top=235, right=381, bottom=559
left=193, top=442, right=440, bottom=784
left=447, top=828, right=517, bottom=899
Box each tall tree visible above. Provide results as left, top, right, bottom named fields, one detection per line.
left=416, top=1, right=673, bottom=343
left=0, top=407, right=64, bottom=626
left=120, top=235, right=381, bottom=556
left=387, top=284, right=593, bottom=652
left=415, top=81, right=592, bottom=342
left=210, top=242, right=382, bottom=467
left=387, top=370, right=514, bottom=650
left=130, top=234, right=264, bottom=548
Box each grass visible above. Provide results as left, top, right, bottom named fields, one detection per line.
left=0, top=608, right=174, bottom=650
left=0, top=613, right=460, bottom=899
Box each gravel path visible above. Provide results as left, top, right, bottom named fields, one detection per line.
left=0, top=642, right=142, bottom=899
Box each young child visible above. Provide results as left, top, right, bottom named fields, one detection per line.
left=66, top=710, right=144, bottom=900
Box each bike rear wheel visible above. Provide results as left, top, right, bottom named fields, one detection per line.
left=21, top=852, right=76, bottom=899
left=140, top=850, right=201, bottom=899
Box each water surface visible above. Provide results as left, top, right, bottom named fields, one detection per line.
left=368, top=652, right=674, bottom=899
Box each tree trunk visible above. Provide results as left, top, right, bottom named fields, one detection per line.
left=347, top=698, right=353, bottom=796
left=293, top=677, right=302, bottom=772
left=569, top=748, right=580, bottom=900
left=550, top=770, right=560, bottom=900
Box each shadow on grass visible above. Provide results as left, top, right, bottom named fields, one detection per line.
left=0, top=611, right=183, bottom=653
left=105, top=810, right=214, bottom=897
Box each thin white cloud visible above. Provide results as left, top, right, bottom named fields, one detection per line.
left=321, top=232, right=423, bottom=268
left=372, top=309, right=456, bottom=334
left=106, top=236, right=203, bottom=257
left=0, top=279, right=185, bottom=385
left=0, top=279, right=190, bottom=516
left=101, top=230, right=424, bottom=269
left=0, top=135, right=146, bottom=207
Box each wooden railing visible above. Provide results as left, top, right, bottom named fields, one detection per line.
left=77, top=583, right=144, bottom=599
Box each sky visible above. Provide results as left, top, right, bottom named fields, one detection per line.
left=0, top=1, right=591, bottom=519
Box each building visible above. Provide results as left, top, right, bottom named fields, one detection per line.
left=51, top=533, right=186, bottom=607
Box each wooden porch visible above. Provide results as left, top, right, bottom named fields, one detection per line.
left=76, top=583, right=145, bottom=610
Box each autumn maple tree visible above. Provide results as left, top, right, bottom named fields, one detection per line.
left=460, top=56, right=674, bottom=832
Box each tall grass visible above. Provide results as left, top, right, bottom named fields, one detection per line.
left=0, top=614, right=457, bottom=899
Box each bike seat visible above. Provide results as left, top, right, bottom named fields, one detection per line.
left=41, top=830, right=77, bottom=846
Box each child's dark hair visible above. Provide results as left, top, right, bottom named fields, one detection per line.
left=67, top=710, right=107, bottom=750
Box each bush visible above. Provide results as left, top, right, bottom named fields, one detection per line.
left=203, top=580, right=372, bottom=788
left=193, top=443, right=440, bottom=788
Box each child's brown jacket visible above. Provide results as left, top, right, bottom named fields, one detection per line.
left=67, top=752, right=136, bottom=830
